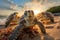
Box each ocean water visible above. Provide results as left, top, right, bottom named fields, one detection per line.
left=0, top=15, right=7, bottom=25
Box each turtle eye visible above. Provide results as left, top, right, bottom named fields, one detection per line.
left=25, top=13, right=27, bottom=16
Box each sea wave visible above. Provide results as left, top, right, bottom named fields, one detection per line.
left=0, top=18, right=6, bottom=25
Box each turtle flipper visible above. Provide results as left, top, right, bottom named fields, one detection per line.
left=8, top=24, right=23, bottom=40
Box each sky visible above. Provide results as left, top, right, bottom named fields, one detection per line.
left=0, top=0, right=60, bottom=16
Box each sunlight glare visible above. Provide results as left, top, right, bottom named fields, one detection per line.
left=34, top=10, right=40, bottom=15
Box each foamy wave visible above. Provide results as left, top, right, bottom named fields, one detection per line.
left=0, top=18, right=6, bottom=25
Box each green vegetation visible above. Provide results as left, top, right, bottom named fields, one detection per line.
left=47, top=6, right=60, bottom=13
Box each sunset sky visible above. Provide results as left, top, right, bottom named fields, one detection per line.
left=0, top=0, right=60, bottom=16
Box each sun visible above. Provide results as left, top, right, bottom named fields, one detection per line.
left=34, top=10, right=40, bottom=15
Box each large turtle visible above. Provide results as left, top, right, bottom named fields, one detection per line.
left=5, top=12, right=20, bottom=27
left=36, top=12, right=54, bottom=24
left=8, top=10, right=46, bottom=40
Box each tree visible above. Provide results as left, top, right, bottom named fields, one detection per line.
left=47, top=6, right=60, bottom=13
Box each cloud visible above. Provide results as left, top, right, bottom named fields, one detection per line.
left=0, top=5, right=17, bottom=11
left=0, top=0, right=24, bottom=16
left=1, top=0, right=22, bottom=11
left=24, top=0, right=60, bottom=10
left=0, top=0, right=60, bottom=16
left=2, top=0, right=16, bottom=6
left=23, top=0, right=48, bottom=11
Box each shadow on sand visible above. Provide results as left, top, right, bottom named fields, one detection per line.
left=42, top=34, right=55, bottom=40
